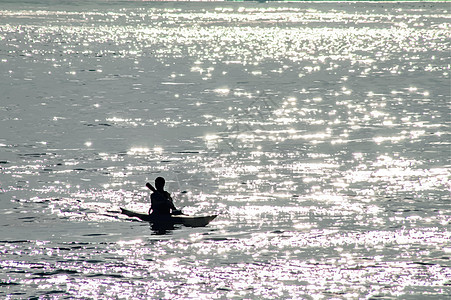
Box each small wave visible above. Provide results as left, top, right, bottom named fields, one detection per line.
left=82, top=233, right=109, bottom=237
left=0, top=282, right=20, bottom=286
left=19, top=153, right=56, bottom=157
left=87, top=273, right=124, bottom=278
left=34, top=269, right=78, bottom=277
left=0, top=240, right=29, bottom=244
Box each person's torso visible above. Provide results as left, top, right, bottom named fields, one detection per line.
left=151, top=191, right=172, bottom=215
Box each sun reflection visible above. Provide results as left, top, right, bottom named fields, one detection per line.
left=126, top=147, right=147, bottom=155
left=117, top=239, right=143, bottom=247
left=1, top=3, right=449, bottom=299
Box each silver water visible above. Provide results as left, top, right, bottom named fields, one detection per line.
left=0, top=1, right=450, bottom=298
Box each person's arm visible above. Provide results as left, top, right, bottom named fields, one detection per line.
left=166, top=192, right=183, bottom=215
left=148, top=194, right=154, bottom=215
left=149, top=193, right=166, bottom=214
left=167, top=192, right=177, bottom=210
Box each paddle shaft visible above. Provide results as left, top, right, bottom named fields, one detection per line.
left=146, top=182, right=157, bottom=192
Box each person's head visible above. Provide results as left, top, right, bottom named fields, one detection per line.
left=155, top=177, right=165, bottom=191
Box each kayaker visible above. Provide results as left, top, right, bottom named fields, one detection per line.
left=148, top=177, right=181, bottom=216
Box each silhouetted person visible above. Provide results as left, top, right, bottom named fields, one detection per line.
left=148, top=177, right=181, bottom=216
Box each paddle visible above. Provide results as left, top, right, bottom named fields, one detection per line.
left=145, top=182, right=157, bottom=192
left=146, top=182, right=183, bottom=215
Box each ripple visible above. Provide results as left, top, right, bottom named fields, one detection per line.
left=0, top=1, right=449, bottom=299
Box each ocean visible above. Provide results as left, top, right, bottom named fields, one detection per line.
left=0, top=0, right=450, bottom=298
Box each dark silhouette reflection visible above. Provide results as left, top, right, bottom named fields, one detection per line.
left=149, top=222, right=181, bottom=235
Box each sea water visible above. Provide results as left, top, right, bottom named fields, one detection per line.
left=0, top=1, right=450, bottom=298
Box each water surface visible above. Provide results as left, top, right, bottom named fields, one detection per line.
left=0, top=1, right=450, bottom=298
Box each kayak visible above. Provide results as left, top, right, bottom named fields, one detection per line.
left=120, top=208, right=217, bottom=227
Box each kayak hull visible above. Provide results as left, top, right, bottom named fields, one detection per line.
left=120, top=208, right=217, bottom=227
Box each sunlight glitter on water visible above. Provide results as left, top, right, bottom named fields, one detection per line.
left=0, top=1, right=450, bottom=299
